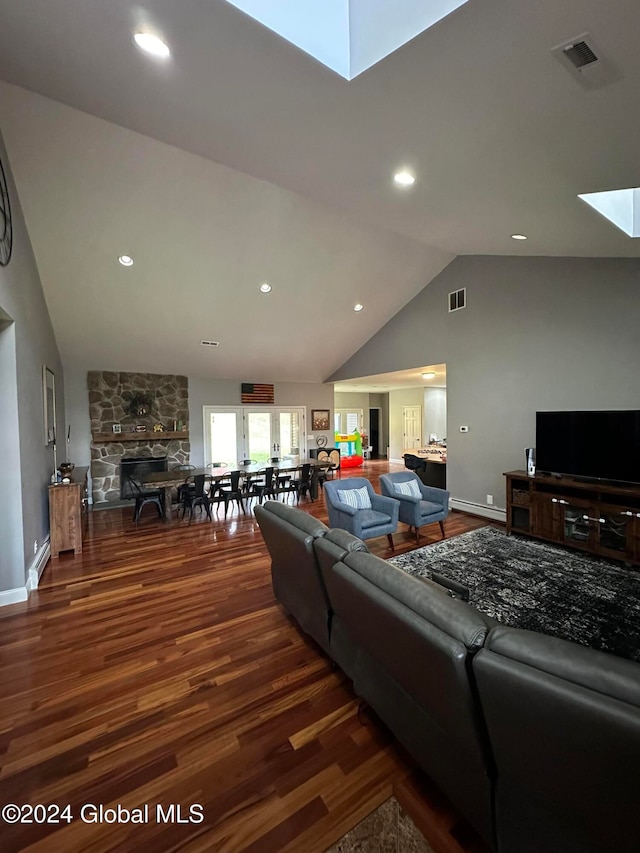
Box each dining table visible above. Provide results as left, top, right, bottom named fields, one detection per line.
left=140, top=458, right=333, bottom=521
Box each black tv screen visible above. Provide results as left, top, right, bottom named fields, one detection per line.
left=536, top=410, right=640, bottom=485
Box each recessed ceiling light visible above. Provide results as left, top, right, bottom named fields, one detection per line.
left=260, top=282, right=272, bottom=293
left=422, top=372, right=436, bottom=379
left=133, top=32, right=171, bottom=59
left=394, top=171, right=415, bottom=187
left=118, top=255, right=134, bottom=267
left=353, top=303, right=364, bottom=312
left=511, top=234, right=528, bottom=240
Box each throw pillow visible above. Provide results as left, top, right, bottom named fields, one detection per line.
left=393, top=479, right=422, bottom=499
left=337, top=486, right=372, bottom=510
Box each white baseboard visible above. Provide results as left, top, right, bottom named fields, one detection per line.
left=389, top=457, right=404, bottom=465
left=28, top=538, right=51, bottom=590
left=0, top=586, right=29, bottom=606
left=450, top=498, right=506, bottom=523
left=0, top=538, right=51, bottom=607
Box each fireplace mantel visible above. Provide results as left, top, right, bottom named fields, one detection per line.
left=91, top=430, right=189, bottom=444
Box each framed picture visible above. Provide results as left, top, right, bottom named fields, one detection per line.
left=43, top=366, right=56, bottom=446
left=112, top=423, right=122, bottom=434
left=311, top=409, right=330, bottom=431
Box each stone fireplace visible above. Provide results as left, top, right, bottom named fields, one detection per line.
left=89, top=371, right=190, bottom=504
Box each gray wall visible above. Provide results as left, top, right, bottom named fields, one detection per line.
left=330, top=256, right=640, bottom=510
left=0, top=129, right=64, bottom=593
left=334, top=391, right=370, bottom=435
left=424, top=387, right=447, bottom=443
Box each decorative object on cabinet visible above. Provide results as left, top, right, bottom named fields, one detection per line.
left=43, top=366, right=56, bottom=446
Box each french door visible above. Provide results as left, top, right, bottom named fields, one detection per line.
left=203, top=406, right=305, bottom=467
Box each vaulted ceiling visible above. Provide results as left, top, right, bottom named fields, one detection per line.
left=0, top=0, right=639, bottom=382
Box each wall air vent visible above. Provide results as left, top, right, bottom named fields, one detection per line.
left=200, top=340, right=220, bottom=347
left=551, top=33, right=621, bottom=91
left=448, top=288, right=466, bottom=313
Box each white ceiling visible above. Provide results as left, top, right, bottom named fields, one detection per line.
left=335, top=364, right=447, bottom=394
left=1, top=0, right=639, bottom=383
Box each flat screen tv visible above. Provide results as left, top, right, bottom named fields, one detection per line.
left=536, top=410, right=640, bottom=486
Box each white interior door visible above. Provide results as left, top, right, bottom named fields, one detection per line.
left=403, top=405, right=422, bottom=450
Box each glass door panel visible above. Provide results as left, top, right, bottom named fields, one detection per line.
left=599, top=508, right=632, bottom=555
left=562, top=502, right=592, bottom=547
left=246, top=411, right=272, bottom=464
left=278, top=411, right=301, bottom=463
left=203, top=407, right=243, bottom=467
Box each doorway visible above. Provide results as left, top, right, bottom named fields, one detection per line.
left=369, top=408, right=380, bottom=457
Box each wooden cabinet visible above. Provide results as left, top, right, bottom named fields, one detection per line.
left=505, top=470, right=640, bottom=566
left=49, top=466, right=89, bottom=558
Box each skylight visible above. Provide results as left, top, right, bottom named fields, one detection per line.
left=224, top=0, right=469, bottom=80
left=579, top=188, right=640, bottom=238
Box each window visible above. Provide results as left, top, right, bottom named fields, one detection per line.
left=335, top=409, right=363, bottom=434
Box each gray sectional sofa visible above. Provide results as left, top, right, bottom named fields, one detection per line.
left=254, top=501, right=640, bottom=853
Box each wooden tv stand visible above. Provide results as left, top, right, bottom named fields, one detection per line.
left=504, top=470, right=640, bottom=567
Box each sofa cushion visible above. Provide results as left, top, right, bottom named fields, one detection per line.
left=343, top=550, right=492, bottom=650
left=337, top=486, right=372, bottom=510
left=418, top=499, right=444, bottom=517
left=259, top=499, right=329, bottom=537
left=358, top=509, right=392, bottom=530
left=394, top=479, right=422, bottom=499
left=324, top=528, right=369, bottom=553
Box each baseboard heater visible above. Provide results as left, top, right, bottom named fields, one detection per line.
left=450, top=498, right=506, bottom=523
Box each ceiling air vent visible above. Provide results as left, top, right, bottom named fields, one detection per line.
left=200, top=340, right=220, bottom=347
left=448, top=288, right=466, bottom=313
left=562, top=40, right=598, bottom=70
left=551, top=33, right=621, bottom=91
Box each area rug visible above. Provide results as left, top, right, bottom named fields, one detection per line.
left=389, top=527, right=640, bottom=662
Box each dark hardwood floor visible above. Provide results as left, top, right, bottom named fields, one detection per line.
left=0, top=461, right=492, bottom=852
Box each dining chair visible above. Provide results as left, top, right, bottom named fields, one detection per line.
left=206, top=462, right=230, bottom=497
left=173, top=463, right=196, bottom=509
left=245, top=467, right=277, bottom=507
left=315, top=450, right=332, bottom=490
left=180, top=474, right=212, bottom=523
left=293, top=463, right=314, bottom=503
left=217, top=470, right=246, bottom=517
left=127, top=475, right=164, bottom=525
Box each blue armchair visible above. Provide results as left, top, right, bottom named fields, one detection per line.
left=380, top=471, right=449, bottom=544
left=324, top=477, right=399, bottom=549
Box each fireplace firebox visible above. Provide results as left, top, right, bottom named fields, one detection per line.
left=120, top=456, right=168, bottom=499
